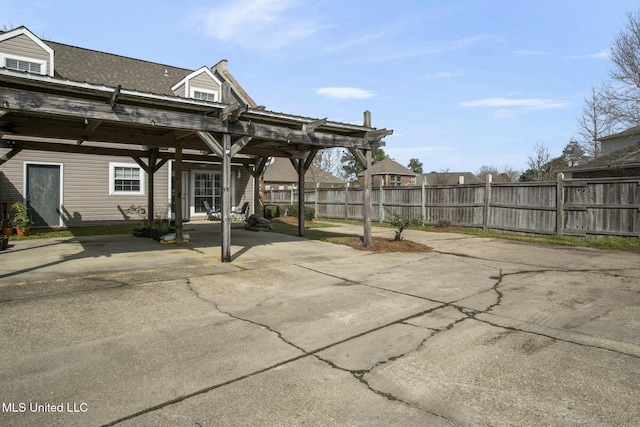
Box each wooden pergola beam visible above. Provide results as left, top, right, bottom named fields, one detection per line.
left=1, top=87, right=382, bottom=150
left=0, top=139, right=257, bottom=164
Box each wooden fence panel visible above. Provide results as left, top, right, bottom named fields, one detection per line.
left=563, top=179, right=640, bottom=236
left=264, top=177, right=640, bottom=238
left=424, top=185, right=484, bottom=227
left=489, top=183, right=556, bottom=234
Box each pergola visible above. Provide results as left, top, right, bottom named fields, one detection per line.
left=0, top=69, right=391, bottom=261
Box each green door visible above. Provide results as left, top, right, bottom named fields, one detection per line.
left=26, top=164, right=61, bottom=227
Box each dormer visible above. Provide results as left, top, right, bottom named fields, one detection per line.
left=171, top=66, right=222, bottom=102
left=0, top=26, right=54, bottom=76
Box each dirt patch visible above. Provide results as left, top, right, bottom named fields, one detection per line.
left=340, top=236, right=432, bottom=253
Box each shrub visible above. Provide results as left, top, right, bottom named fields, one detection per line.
left=264, top=205, right=280, bottom=219
left=435, top=219, right=452, bottom=228
left=278, top=205, right=315, bottom=221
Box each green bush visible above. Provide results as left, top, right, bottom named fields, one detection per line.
left=277, top=204, right=315, bottom=221
left=435, top=219, right=452, bottom=228
left=264, top=205, right=280, bottom=219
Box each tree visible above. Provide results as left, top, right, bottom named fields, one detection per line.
left=523, top=142, right=552, bottom=181
left=562, top=139, right=589, bottom=167
left=575, top=85, right=611, bottom=159
left=407, top=158, right=423, bottom=174
left=341, top=147, right=387, bottom=181
left=476, top=165, right=520, bottom=182
left=602, top=11, right=640, bottom=127
left=312, top=148, right=344, bottom=178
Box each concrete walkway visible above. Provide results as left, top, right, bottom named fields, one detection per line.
left=0, top=222, right=639, bottom=426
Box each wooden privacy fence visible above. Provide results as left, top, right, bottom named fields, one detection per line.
left=264, top=175, right=640, bottom=238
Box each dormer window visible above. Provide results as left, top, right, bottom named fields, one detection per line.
left=191, top=88, right=218, bottom=102
left=0, top=27, right=55, bottom=76
left=5, top=56, right=43, bottom=74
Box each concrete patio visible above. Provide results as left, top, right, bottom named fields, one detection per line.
left=0, top=222, right=638, bottom=426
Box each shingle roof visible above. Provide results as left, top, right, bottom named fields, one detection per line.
left=358, top=157, right=416, bottom=176
left=565, top=142, right=640, bottom=172
left=422, top=172, right=483, bottom=185
left=46, top=41, right=193, bottom=96
left=264, top=158, right=343, bottom=184
left=598, top=125, right=640, bottom=141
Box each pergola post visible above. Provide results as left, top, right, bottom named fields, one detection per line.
left=296, top=158, right=305, bottom=237
left=147, top=148, right=157, bottom=225
left=174, top=145, right=183, bottom=244
left=221, top=134, right=232, bottom=262
left=363, top=111, right=373, bottom=247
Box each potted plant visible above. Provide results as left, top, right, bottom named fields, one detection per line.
left=1, top=217, right=13, bottom=237
left=11, top=201, right=32, bottom=237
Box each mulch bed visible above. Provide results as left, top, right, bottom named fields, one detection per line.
left=271, top=217, right=432, bottom=253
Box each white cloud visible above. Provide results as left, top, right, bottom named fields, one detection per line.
left=459, top=97, right=571, bottom=110
left=315, top=87, right=375, bottom=100
left=568, top=49, right=610, bottom=59
left=189, top=0, right=319, bottom=51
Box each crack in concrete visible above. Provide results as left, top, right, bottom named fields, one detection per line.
left=106, top=260, right=637, bottom=426
left=184, top=279, right=308, bottom=354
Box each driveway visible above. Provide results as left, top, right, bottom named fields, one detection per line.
left=0, top=223, right=639, bottom=426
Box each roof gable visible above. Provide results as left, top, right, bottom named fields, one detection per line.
left=0, top=26, right=55, bottom=76
left=171, top=66, right=222, bottom=99
left=359, top=157, right=415, bottom=176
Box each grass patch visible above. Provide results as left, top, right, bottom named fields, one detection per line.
left=8, top=224, right=136, bottom=239
left=458, top=228, right=640, bottom=252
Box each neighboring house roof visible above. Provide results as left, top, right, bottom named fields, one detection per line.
left=264, top=158, right=343, bottom=185
left=423, top=172, right=483, bottom=185
left=598, top=125, right=640, bottom=142
left=563, top=142, right=640, bottom=174
left=358, top=157, right=416, bottom=176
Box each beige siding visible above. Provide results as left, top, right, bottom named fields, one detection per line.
left=190, top=72, right=220, bottom=93
left=0, top=33, right=51, bottom=63
left=0, top=150, right=170, bottom=226
left=172, top=82, right=186, bottom=97
left=234, top=169, right=253, bottom=214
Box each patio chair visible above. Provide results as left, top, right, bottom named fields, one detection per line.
left=203, top=200, right=220, bottom=221
left=231, top=201, right=250, bottom=221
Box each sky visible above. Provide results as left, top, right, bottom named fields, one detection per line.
left=2, top=0, right=639, bottom=175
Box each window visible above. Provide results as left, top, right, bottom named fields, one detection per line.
left=191, top=89, right=218, bottom=102
left=390, top=175, right=402, bottom=186
left=109, top=163, right=144, bottom=195
left=193, top=172, right=221, bottom=213
left=3, top=56, right=45, bottom=74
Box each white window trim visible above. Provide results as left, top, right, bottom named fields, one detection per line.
left=170, top=66, right=222, bottom=98
left=190, top=169, right=221, bottom=218
left=0, top=27, right=55, bottom=76
left=109, top=162, right=145, bottom=196
left=190, top=87, right=218, bottom=102
left=1, top=53, right=47, bottom=75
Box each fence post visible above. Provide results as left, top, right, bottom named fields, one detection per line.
left=556, top=173, right=564, bottom=235
left=379, top=179, right=384, bottom=223
left=314, top=182, right=319, bottom=219
left=290, top=186, right=294, bottom=205
left=421, top=175, right=427, bottom=223
left=483, top=174, right=492, bottom=232
left=344, top=182, right=349, bottom=220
